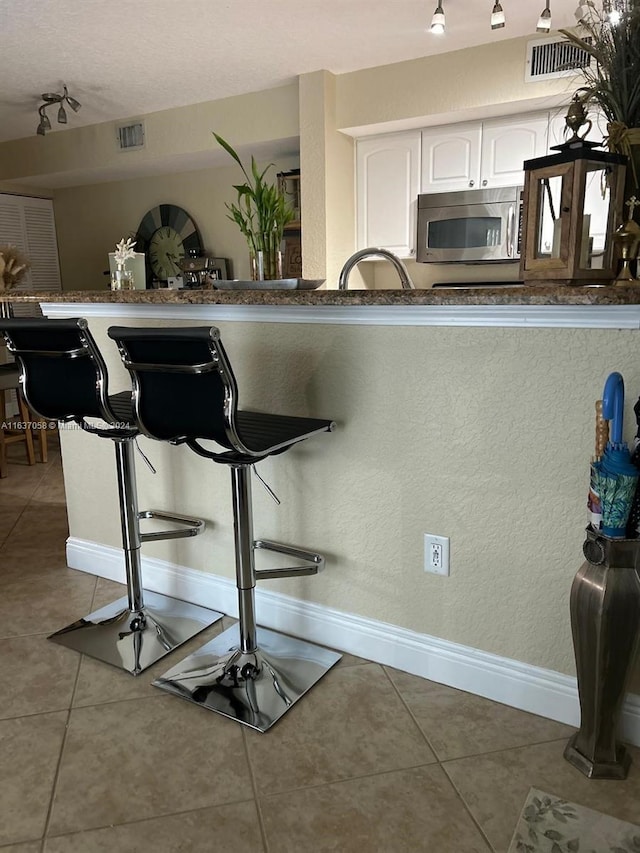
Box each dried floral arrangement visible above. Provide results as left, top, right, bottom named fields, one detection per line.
left=113, top=236, right=137, bottom=268
left=560, top=1, right=640, bottom=197
left=0, top=245, right=30, bottom=291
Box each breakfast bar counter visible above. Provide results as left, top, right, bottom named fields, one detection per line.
left=6, top=285, right=640, bottom=742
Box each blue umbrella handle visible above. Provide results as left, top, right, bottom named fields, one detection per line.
left=603, top=371, right=624, bottom=445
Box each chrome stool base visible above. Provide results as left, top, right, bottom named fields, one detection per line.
left=152, top=624, right=341, bottom=732
left=48, top=591, right=223, bottom=676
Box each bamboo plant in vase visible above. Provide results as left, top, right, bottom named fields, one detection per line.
left=560, top=0, right=640, bottom=218
left=213, top=133, right=295, bottom=280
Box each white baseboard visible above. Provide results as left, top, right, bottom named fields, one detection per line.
left=66, top=536, right=640, bottom=747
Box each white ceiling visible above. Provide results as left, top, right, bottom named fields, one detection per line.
left=0, top=0, right=578, bottom=145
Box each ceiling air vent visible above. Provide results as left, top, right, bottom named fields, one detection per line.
left=117, top=121, right=145, bottom=151
left=525, top=36, right=592, bottom=82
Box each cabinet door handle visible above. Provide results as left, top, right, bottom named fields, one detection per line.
left=469, top=180, right=475, bottom=187
left=482, top=179, right=488, bottom=187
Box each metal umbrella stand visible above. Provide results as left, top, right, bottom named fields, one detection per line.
left=564, top=372, right=640, bottom=779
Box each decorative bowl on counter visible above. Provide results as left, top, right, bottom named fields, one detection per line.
left=213, top=279, right=324, bottom=291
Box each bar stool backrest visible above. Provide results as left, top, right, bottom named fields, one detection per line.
left=108, top=325, right=237, bottom=447
left=0, top=318, right=115, bottom=423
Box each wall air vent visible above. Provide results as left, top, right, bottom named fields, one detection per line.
left=525, top=35, right=592, bottom=82
left=117, top=121, right=145, bottom=151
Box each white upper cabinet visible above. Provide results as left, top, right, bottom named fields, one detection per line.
left=420, top=113, right=549, bottom=193
left=480, top=114, right=549, bottom=187
left=356, top=131, right=421, bottom=257
left=421, top=123, right=482, bottom=193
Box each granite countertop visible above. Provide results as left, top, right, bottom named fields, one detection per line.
left=4, top=285, right=640, bottom=306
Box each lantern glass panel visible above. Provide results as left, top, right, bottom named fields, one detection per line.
left=535, top=175, right=564, bottom=259
left=580, top=166, right=611, bottom=270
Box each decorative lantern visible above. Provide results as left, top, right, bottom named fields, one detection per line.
left=520, top=100, right=627, bottom=285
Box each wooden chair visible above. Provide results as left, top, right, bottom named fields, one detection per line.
left=0, top=363, right=44, bottom=478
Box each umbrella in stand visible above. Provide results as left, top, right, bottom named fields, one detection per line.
left=592, top=372, right=639, bottom=538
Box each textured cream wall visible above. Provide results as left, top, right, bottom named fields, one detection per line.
left=0, top=84, right=299, bottom=186
left=298, top=71, right=357, bottom=285
left=336, top=36, right=576, bottom=132
left=53, top=154, right=299, bottom=291
left=59, top=317, right=640, bottom=692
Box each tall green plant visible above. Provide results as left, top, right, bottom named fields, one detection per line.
left=213, top=132, right=294, bottom=259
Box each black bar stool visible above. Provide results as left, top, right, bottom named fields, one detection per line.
left=0, top=318, right=223, bottom=675
left=108, top=325, right=341, bottom=731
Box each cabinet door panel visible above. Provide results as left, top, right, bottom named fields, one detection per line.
left=421, top=124, right=482, bottom=193
left=481, top=114, right=549, bottom=187
left=356, top=132, right=421, bottom=257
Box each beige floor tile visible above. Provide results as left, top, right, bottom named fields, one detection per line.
left=443, top=738, right=640, bottom=853
left=260, top=764, right=491, bottom=853
left=0, top=571, right=96, bottom=639
left=8, top=503, right=69, bottom=548
left=0, top=843, right=42, bottom=852
left=73, top=616, right=228, bottom=708
left=244, top=663, right=436, bottom=796
left=0, top=634, right=78, bottom=719
left=0, top=712, right=67, bottom=847
left=48, top=695, right=252, bottom=836
left=0, top=460, right=51, bottom=502
left=334, top=651, right=369, bottom=667
left=386, top=668, right=575, bottom=760
left=0, top=505, right=26, bottom=549
left=44, top=800, right=264, bottom=852
left=32, top=469, right=67, bottom=505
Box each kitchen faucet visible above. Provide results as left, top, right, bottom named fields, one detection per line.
left=338, top=248, right=416, bottom=290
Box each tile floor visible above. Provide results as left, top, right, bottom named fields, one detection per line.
left=1, top=444, right=639, bottom=852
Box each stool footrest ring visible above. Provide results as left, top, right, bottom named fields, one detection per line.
left=138, top=509, right=205, bottom=542
left=253, top=538, right=324, bottom=580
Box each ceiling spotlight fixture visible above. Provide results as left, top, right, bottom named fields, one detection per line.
left=429, top=1, right=445, bottom=34
left=491, top=1, right=505, bottom=29
left=536, top=0, right=552, bottom=32
left=35, top=85, right=81, bottom=136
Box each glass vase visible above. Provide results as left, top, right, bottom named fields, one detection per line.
left=111, top=267, right=134, bottom=291
left=250, top=239, right=283, bottom=281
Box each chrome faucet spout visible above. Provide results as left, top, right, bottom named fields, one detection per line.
left=338, top=248, right=415, bottom=290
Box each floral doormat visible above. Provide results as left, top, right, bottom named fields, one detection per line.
left=508, top=787, right=640, bottom=853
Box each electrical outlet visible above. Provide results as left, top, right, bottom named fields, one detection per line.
left=424, top=534, right=450, bottom=576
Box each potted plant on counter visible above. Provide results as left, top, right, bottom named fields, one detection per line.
left=560, top=0, right=640, bottom=213
left=213, top=133, right=295, bottom=280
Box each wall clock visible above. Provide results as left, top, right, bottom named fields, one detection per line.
left=134, top=204, right=203, bottom=286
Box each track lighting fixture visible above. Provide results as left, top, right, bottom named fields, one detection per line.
left=429, top=1, right=445, bottom=34
left=36, top=85, right=81, bottom=136
left=536, top=0, right=552, bottom=32
left=491, top=1, right=505, bottom=29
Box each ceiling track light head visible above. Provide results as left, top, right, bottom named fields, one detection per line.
left=429, top=1, right=445, bottom=34
left=536, top=1, right=552, bottom=32
left=491, top=1, right=506, bottom=29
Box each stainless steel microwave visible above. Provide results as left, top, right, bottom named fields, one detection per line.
left=417, top=186, right=522, bottom=263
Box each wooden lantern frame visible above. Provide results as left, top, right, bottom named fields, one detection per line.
left=519, top=144, right=627, bottom=285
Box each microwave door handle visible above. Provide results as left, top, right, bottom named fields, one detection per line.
left=506, top=205, right=515, bottom=258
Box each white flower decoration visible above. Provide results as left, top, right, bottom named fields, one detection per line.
left=114, top=237, right=137, bottom=266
